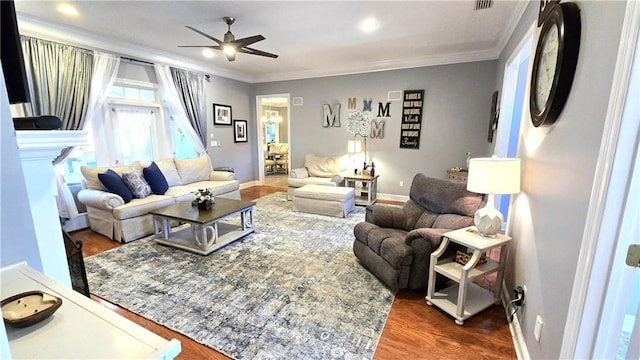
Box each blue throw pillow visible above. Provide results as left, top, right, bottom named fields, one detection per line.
left=98, top=169, right=133, bottom=203
left=143, top=162, right=169, bottom=195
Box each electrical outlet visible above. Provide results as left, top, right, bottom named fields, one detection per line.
left=399, top=181, right=404, bottom=187
left=514, top=285, right=526, bottom=306
left=534, top=315, right=543, bottom=342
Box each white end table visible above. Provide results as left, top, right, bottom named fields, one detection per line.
left=425, top=226, right=511, bottom=325
left=344, top=174, right=379, bottom=206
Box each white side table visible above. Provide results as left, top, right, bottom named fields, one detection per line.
left=343, top=174, right=379, bottom=206
left=425, top=226, right=511, bottom=325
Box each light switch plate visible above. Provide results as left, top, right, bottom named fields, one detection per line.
left=626, top=244, right=640, bottom=267
left=534, top=315, right=543, bottom=342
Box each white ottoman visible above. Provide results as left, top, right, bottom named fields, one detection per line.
left=293, top=185, right=355, bottom=218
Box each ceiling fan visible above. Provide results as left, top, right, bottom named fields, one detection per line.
left=179, top=16, right=278, bottom=62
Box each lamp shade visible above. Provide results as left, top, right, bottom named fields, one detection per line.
left=347, top=140, right=362, bottom=153
left=467, top=157, right=521, bottom=195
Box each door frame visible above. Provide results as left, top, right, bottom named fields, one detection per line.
left=255, top=93, right=290, bottom=185
left=493, top=23, right=535, bottom=234
left=561, top=1, right=640, bottom=357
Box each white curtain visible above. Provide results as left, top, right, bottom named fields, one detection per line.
left=154, top=64, right=206, bottom=156
left=111, top=108, right=154, bottom=164
left=56, top=52, right=120, bottom=220
left=86, top=52, right=120, bottom=166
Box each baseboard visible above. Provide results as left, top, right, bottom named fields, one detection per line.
left=501, top=281, right=530, bottom=359
left=378, top=193, right=409, bottom=203
left=239, top=180, right=259, bottom=189
left=62, top=213, right=89, bottom=232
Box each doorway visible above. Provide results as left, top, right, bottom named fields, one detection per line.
left=494, top=25, right=534, bottom=228
left=255, top=94, right=290, bottom=187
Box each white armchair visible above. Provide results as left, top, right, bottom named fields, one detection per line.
left=287, top=153, right=349, bottom=200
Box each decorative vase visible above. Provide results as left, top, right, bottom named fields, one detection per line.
left=198, top=200, right=212, bottom=211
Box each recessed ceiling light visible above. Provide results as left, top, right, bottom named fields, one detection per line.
left=202, top=49, right=215, bottom=58
left=359, top=17, right=379, bottom=33
left=57, top=3, right=79, bottom=16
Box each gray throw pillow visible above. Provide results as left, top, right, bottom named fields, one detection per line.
left=122, top=169, right=152, bottom=199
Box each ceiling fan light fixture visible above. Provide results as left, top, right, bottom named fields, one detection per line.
left=223, top=45, right=236, bottom=56
left=180, top=17, right=278, bottom=61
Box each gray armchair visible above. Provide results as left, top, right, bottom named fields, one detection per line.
left=353, top=174, right=485, bottom=293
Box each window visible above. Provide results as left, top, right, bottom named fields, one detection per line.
left=60, top=79, right=198, bottom=183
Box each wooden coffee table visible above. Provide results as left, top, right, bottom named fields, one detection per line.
left=150, top=198, right=255, bottom=255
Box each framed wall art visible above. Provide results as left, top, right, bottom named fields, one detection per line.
left=399, top=89, right=424, bottom=149
left=213, top=103, right=232, bottom=126
left=487, top=91, right=499, bottom=143
left=234, top=120, right=248, bottom=143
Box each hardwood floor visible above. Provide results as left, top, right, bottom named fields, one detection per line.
left=71, top=185, right=516, bottom=360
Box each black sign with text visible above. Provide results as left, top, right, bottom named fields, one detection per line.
left=400, top=90, right=424, bottom=149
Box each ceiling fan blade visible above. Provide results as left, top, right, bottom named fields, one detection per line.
left=184, top=26, right=223, bottom=46
left=230, top=34, right=265, bottom=48
left=178, top=45, right=222, bottom=50
left=240, top=46, right=279, bottom=59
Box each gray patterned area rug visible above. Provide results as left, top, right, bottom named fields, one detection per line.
left=85, top=192, right=394, bottom=360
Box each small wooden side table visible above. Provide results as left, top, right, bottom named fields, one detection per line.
left=425, top=226, right=511, bottom=325
left=343, top=174, right=379, bottom=206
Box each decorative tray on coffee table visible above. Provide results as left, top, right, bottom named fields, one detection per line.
left=1, top=290, right=63, bottom=328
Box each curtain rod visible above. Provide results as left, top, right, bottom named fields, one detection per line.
left=120, top=56, right=211, bottom=81
left=21, top=35, right=211, bottom=82
left=121, top=56, right=154, bottom=66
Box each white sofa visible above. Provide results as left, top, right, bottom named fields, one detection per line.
left=287, top=153, right=349, bottom=200
left=77, top=155, right=240, bottom=243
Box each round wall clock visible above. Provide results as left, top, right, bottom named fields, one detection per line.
left=529, top=2, right=581, bottom=127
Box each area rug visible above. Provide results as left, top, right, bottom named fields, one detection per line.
left=85, top=192, right=394, bottom=359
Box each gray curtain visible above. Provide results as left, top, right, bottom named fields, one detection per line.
left=21, top=36, right=93, bottom=162
left=170, top=67, right=207, bottom=147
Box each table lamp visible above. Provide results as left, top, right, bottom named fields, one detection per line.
left=467, top=157, right=521, bottom=237
left=347, top=140, right=362, bottom=174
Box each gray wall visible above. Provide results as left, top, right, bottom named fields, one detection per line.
left=495, top=1, right=627, bottom=358
left=254, top=61, right=498, bottom=196
left=206, top=75, right=256, bottom=183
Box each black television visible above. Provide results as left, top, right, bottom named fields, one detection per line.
left=1, top=0, right=30, bottom=104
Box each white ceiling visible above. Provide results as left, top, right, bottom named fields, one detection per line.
left=14, top=1, right=527, bottom=83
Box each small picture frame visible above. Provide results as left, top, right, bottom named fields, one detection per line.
left=234, top=120, right=248, bottom=143
left=213, top=103, right=232, bottom=126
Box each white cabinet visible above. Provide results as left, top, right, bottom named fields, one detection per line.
left=425, top=227, right=511, bottom=325
left=1, top=263, right=181, bottom=359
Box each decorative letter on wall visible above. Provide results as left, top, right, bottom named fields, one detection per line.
left=370, top=119, right=385, bottom=139
left=362, top=98, right=373, bottom=112
left=399, top=90, right=424, bottom=149
left=348, top=97, right=357, bottom=109
left=377, top=102, right=391, bottom=117
left=322, top=104, right=341, bottom=127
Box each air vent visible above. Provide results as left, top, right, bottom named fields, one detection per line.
left=475, top=0, right=493, bottom=10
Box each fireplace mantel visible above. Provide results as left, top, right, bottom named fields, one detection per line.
left=15, top=129, right=88, bottom=286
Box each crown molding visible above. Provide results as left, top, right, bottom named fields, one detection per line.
left=252, top=48, right=500, bottom=83
left=16, top=15, right=252, bottom=83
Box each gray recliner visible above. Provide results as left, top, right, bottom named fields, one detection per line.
left=353, top=173, right=485, bottom=293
